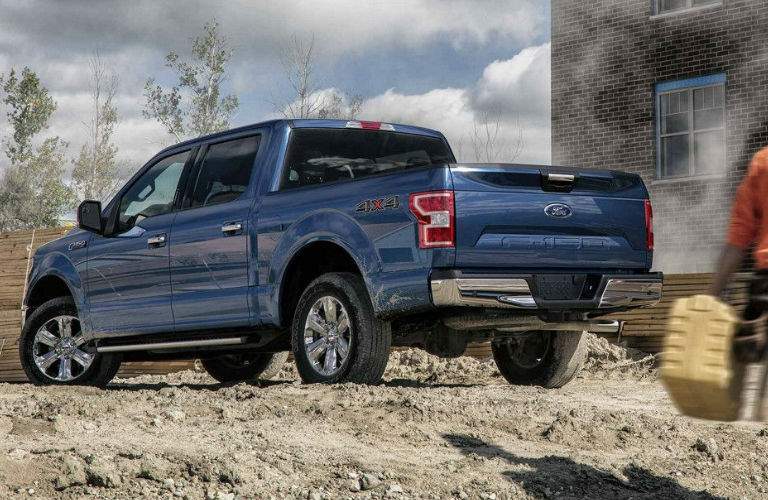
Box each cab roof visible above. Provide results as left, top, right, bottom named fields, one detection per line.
left=156, top=119, right=446, bottom=157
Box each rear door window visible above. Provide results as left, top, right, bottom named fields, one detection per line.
left=281, top=128, right=454, bottom=189
left=189, top=135, right=261, bottom=208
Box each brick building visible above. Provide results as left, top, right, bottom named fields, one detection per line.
left=551, top=0, right=768, bottom=273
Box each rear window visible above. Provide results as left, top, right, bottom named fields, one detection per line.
left=280, top=128, right=454, bottom=190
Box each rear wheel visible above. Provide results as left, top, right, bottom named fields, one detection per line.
left=201, top=351, right=289, bottom=384
left=20, top=297, right=121, bottom=387
left=291, top=272, right=391, bottom=384
left=492, top=331, right=586, bottom=388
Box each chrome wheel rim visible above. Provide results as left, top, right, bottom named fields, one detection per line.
left=303, top=296, right=352, bottom=376
left=33, top=315, right=94, bottom=382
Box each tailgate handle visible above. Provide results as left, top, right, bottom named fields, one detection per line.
left=542, top=172, right=576, bottom=192
left=547, top=173, right=575, bottom=183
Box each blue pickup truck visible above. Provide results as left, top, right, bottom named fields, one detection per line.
left=20, top=119, right=662, bottom=388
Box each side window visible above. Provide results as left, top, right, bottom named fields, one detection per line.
left=189, top=135, right=260, bottom=208
left=117, top=151, right=189, bottom=231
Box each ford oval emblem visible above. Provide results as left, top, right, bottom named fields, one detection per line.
left=544, top=203, right=573, bottom=218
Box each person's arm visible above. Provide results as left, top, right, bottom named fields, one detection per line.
left=708, top=244, right=746, bottom=297
left=709, top=153, right=763, bottom=296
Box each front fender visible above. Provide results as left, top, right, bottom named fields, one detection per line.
left=266, top=210, right=381, bottom=325
left=25, top=252, right=90, bottom=332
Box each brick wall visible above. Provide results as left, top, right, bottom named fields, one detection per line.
left=552, top=0, right=768, bottom=273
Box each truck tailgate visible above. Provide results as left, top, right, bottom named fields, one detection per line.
left=450, top=164, right=651, bottom=270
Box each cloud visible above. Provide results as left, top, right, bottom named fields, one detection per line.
left=0, top=1, right=550, bottom=174
left=360, top=43, right=551, bottom=164
left=0, top=1, right=546, bottom=61
left=472, top=43, right=551, bottom=119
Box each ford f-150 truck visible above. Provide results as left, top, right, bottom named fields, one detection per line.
left=20, top=119, right=662, bottom=388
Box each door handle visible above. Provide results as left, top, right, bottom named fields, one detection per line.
left=147, top=234, right=167, bottom=247
left=222, top=222, right=243, bottom=235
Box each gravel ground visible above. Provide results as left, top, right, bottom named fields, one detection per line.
left=0, top=335, right=766, bottom=499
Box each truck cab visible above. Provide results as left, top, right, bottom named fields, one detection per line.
left=21, top=119, right=661, bottom=388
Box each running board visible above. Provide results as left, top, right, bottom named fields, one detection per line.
left=96, top=337, right=248, bottom=353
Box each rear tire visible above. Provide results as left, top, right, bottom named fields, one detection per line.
left=492, top=331, right=586, bottom=388
left=201, top=352, right=289, bottom=384
left=20, top=297, right=121, bottom=387
left=291, top=272, right=391, bottom=384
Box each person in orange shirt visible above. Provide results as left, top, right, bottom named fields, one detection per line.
left=710, top=146, right=768, bottom=361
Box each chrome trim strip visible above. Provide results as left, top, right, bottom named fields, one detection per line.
left=432, top=276, right=663, bottom=310
left=431, top=278, right=536, bottom=309
left=598, top=279, right=663, bottom=308
left=454, top=278, right=531, bottom=294
left=97, top=337, right=246, bottom=353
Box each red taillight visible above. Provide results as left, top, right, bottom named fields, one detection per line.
left=644, top=199, right=654, bottom=250
left=409, top=190, right=455, bottom=249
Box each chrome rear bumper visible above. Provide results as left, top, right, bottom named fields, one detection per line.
left=431, top=274, right=662, bottom=311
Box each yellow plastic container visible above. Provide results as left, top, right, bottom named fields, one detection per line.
left=661, top=294, right=745, bottom=421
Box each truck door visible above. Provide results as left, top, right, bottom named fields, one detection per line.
left=85, top=150, right=192, bottom=335
left=169, top=134, right=261, bottom=331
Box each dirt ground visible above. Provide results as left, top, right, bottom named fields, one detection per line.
left=0, top=335, right=766, bottom=499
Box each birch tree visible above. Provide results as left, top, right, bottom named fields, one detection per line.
left=143, top=20, right=239, bottom=141
left=71, top=55, right=122, bottom=202
left=0, top=67, right=75, bottom=230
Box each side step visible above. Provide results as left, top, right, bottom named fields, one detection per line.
left=96, top=337, right=248, bottom=353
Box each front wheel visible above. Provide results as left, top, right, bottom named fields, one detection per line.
left=492, top=331, right=586, bottom=388
left=20, top=297, right=121, bottom=387
left=291, top=272, right=391, bottom=384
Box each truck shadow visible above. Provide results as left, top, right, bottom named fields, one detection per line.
left=442, top=433, right=723, bottom=500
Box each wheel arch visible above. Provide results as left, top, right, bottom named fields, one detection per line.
left=24, top=252, right=89, bottom=331
left=275, top=239, right=366, bottom=328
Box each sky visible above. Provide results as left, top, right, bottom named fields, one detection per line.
left=0, top=0, right=551, bottom=176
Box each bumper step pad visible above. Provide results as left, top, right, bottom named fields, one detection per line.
left=661, top=295, right=745, bottom=421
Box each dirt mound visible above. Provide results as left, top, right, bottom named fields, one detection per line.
left=384, top=348, right=501, bottom=385
left=582, top=333, right=658, bottom=381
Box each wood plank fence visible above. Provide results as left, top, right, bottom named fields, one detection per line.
left=0, top=227, right=753, bottom=380
left=464, top=273, right=751, bottom=359
left=0, top=228, right=193, bottom=382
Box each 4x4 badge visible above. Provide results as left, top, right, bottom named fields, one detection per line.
left=356, top=195, right=400, bottom=213
left=68, top=240, right=88, bottom=251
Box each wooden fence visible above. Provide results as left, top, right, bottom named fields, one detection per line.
left=0, top=228, right=193, bottom=382
left=0, top=227, right=753, bottom=380
left=464, top=273, right=751, bottom=359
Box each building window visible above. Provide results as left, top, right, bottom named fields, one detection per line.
left=655, top=0, right=722, bottom=15
left=656, top=74, right=726, bottom=179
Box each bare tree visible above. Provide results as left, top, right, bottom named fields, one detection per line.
left=470, top=111, right=524, bottom=163
left=143, top=20, right=238, bottom=141
left=72, top=54, right=122, bottom=202
left=275, top=34, right=362, bottom=120
left=278, top=34, right=321, bottom=119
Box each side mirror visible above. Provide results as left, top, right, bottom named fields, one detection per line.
left=77, top=200, right=103, bottom=234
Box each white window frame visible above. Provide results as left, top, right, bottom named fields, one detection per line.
left=655, top=75, right=726, bottom=180
left=653, top=0, right=723, bottom=17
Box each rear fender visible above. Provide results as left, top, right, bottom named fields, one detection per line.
left=266, top=210, right=381, bottom=324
